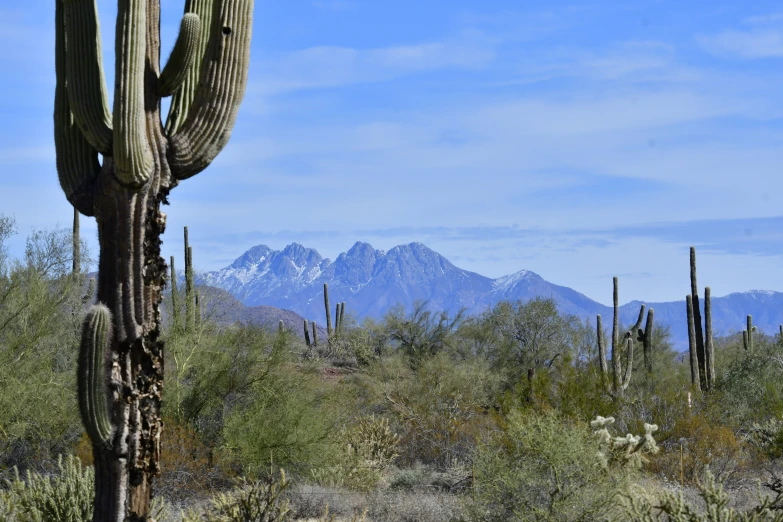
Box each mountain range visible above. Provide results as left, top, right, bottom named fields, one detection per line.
left=197, top=241, right=783, bottom=351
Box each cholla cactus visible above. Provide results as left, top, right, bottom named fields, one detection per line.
left=55, top=0, right=253, bottom=517
left=346, top=415, right=400, bottom=468
left=183, top=471, right=292, bottom=522
left=591, top=416, right=659, bottom=470
left=2, top=454, right=94, bottom=522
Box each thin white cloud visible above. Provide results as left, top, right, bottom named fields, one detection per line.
left=250, top=39, right=495, bottom=96
left=697, top=28, right=783, bottom=59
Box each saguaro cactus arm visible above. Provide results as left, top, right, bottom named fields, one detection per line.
left=112, top=0, right=154, bottom=187
left=78, top=304, right=113, bottom=447
left=55, top=0, right=100, bottom=216
left=158, top=13, right=201, bottom=97
left=168, top=0, right=254, bottom=179
left=165, top=0, right=215, bottom=135
left=62, top=0, right=113, bottom=155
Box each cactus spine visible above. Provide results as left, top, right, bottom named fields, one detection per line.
left=54, top=0, right=253, bottom=516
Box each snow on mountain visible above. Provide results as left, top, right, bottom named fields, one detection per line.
left=198, top=241, right=783, bottom=350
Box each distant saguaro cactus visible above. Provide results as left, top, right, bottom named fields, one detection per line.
left=704, top=287, right=716, bottom=389
left=324, top=283, right=333, bottom=336
left=55, top=0, right=254, bottom=516
left=743, top=315, right=755, bottom=351
left=690, top=247, right=707, bottom=390
left=637, top=308, right=654, bottom=373
left=597, top=277, right=644, bottom=398
left=304, top=319, right=311, bottom=345
left=687, top=295, right=700, bottom=388
left=72, top=207, right=80, bottom=274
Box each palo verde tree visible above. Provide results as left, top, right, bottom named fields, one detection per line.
left=54, top=0, right=253, bottom=518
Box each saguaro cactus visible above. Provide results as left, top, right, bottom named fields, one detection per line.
left=170, top=255, right=180, bottom=330
left=324, top=283, right=333, bottom=336
left=596, top=277, right=644, bottom=398
left=743, top=314, right=755, bottom=351
left=72, top=207, right=80, bottom=274
left=304, top=319, right=311, bottom=346
left=704, top=287, right=716, bottom=390
left=55, top=0, right=253, bottom=517
left=687, top=295, right=700, bottom=388
left=637, top=308, right=654, bottom=373
left=690, top=247, right=707, bottom=390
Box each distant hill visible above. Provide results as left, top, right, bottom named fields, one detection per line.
left=192, top=241, right=783, bottom=351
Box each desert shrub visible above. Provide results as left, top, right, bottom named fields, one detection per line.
left=747, top=418, right=783, bottom=459
left=647, top=412, right=745, bottom=485
left=467, top=409, right=654, bottom=522
left=384, top=300, right=466, bottom=367
left=713, top=337, right=783, bottom=427
left=156, top=417, right=234, bottom=502
left=220, top=362, right=347, bottom=476
left=182, top=470, right=292, bottom=522
left=1, top=454, right=92, bottom=522
left=309, top=415, right=400, bottom=491
left=0, top=223, right=88, bottom=474
left=375, top=352, right=501, bottom=468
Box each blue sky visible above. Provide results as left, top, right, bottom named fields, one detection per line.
left=1, top=0, right=783, bottom=307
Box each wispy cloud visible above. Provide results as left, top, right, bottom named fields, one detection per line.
left=698, top=29, right=783, bottom=58
left=251, top=39, right=494, bottom=96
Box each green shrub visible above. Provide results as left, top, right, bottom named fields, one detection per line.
left=468, top=410, right=654, bottom=522
left=183, top=470, right=292, bottom=522
left=309, top=415, right=400, bottom=491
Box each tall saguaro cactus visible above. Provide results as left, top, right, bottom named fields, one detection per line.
left=324, top=283, right=333, bottom=336
left=689, top=247, right=707, bottom=390
left=596, top=277, right=646, bottom=398
left=55, top=0, right=253, bottom=518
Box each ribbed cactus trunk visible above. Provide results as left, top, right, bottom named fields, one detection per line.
left=55, top=0, right=253, bottom=518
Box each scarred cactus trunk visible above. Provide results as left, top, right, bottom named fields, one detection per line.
left=55, top=0, right=253, bottom=518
